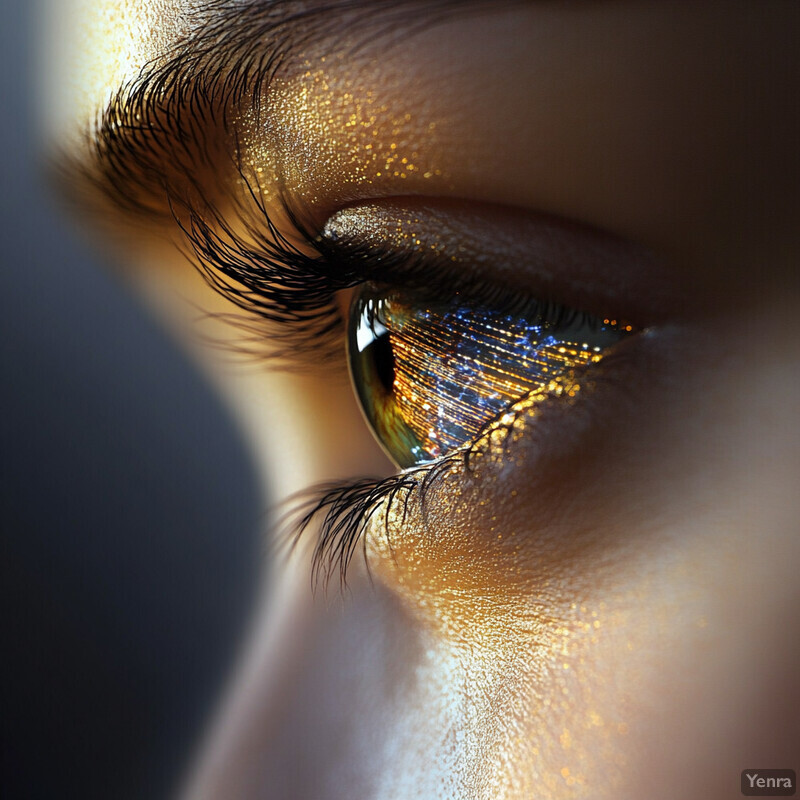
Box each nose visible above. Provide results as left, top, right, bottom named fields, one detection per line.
left=179, top=557, right=444, bottom=800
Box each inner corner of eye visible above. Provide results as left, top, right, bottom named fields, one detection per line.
left=344, top=283, right=632, bottom=470
left=335, top=287, right=356, bottom=318
left=319, top=207, right=367, bottom=246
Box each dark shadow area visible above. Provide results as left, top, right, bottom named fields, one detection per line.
left=1, top=5, right=262, bottom=798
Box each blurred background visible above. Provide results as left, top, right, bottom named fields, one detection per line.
left=1, top=4, right=262, bottom=798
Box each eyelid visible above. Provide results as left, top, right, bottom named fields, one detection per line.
left=320, top=198, right=672, bottom=328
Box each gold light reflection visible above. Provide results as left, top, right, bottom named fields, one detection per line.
left=351, top=289, right=624, bottom=468
left=388, top=303, right=601, bottom=461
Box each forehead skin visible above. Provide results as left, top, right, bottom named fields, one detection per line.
left=41, top=0, right=192, bottom=142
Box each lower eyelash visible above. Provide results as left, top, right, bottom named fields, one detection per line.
left=282, top=463, right=450, bottom=590
left=281, top=392, right=538, bottom=590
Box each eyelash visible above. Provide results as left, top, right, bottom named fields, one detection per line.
left=178, top=195, right=353, bottom=363
left=283, top=399, right=533, bottom=590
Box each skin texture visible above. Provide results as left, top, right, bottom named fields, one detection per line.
left=44, top=1, right=800, bottom=798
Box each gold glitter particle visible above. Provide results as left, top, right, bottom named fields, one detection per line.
left=588, top=710, right=604, bottom=727
left=235, top=63, right=450, bottom=202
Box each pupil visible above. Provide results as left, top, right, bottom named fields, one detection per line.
left=370, top=330, right=395, bottom=393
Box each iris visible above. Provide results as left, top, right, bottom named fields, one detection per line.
left=348, top=285, right=630, bottom=468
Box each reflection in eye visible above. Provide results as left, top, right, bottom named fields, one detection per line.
left=349, top=284, right=631, bottom=468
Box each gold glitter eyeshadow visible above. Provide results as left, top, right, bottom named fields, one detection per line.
left=233, top=57, right=449, bottom=211
left=349, top=286, right=629, bottom=469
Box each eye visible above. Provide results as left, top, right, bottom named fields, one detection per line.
left=348, top=283, right=632, bottom=469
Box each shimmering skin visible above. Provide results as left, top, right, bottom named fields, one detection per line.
left=41, top=0, right=193, bottom=144
left=239, top=59, right=447, bottom=215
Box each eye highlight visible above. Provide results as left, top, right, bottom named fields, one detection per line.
left=348, top=284, right=632, bottom=469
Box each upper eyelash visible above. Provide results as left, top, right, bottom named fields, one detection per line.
left=175, top=187, right=359, bottom=362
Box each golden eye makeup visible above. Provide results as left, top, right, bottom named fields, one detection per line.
left=144, top=180, right=656, bottom=582
left=349, top=286, right=630, bottom=468
left=309, top=200, right=645, bottom=475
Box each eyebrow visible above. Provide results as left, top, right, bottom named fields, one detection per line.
left=59, top=0, right=479, bottom=222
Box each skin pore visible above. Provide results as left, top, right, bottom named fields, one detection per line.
left=44, top=2, right=800, bottom=799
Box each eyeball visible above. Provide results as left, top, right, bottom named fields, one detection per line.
left=347, top=283, right=631, bottom=469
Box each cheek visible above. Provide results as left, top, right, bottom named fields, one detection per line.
left=365, top=484, right=799, bottom=800
left=361, top=311, right=800, bottom=797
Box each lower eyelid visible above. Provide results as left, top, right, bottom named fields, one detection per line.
left=300, top=324, right=653, bottom=594
left=358, top=343, right=649, bottom=614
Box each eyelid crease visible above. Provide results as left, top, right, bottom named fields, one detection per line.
left=322, top=199, right=670, bottom=328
